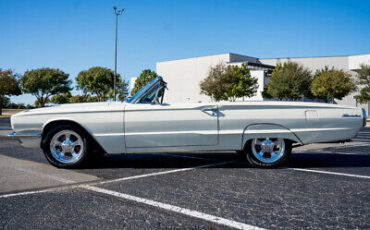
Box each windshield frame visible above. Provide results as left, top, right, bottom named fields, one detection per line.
left=126, top=76, right=166, bottom=104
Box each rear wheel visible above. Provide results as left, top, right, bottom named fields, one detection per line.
left=244, top=138, right=291, bottom=168
left=42, top=124, right=91, bottom=168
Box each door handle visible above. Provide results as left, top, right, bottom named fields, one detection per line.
left=202, top=106, right=218, bottom=116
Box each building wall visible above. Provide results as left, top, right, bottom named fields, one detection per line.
left=155, top=53, right=369, bottom=113
left=156, top=53, right=264, bottom=103
left=129, top=77, right=137, bottom=93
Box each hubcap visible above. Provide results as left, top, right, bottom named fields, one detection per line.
left=50, top=130, right=84, bottom=164
left=251, top=138, right=285, bottom=163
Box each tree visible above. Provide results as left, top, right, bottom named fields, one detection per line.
left=76, top=67, right=128, bottom=101
left=261, top=87, right=273, bottom=99
left=0, top=69, right=21, bottom=115
left=264, top=62, right=312, bottom=100
left=69, top=95, right=87, bottom=103
left=1, top=97, right=10, bottom=108
left=35, top=98, right=50, bottom=107
left=200, top=63, right=236, bottom=101
left=50, top=92, right=72, bottom=104
left=20, top=68, right=72, bottom=107
left=108, top=79, right=129, bottom=101
left=228, top=64, right=258, bottom=101
left=354, top=64, right=370, bottom=103
left=311, top=66, right=356, bottom=103
left=130, top=69, right=158, bottom=96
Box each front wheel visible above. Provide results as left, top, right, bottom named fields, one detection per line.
left=42, top=124, right=91, bottom=168
left=244, top=138, right=291, bottom=168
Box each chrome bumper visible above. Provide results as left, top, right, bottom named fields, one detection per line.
left=7, top=132, right=41, bottom=148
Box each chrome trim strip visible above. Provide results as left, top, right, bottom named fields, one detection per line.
left=7, top=132, right=41, bottom=137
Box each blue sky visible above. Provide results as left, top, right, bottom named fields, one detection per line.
left=1, top=0, right=370, bottom=105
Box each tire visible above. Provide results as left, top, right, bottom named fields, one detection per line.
left=244, top=138, right=292, bottom=168
left=41, top=124, right=91, bottom=168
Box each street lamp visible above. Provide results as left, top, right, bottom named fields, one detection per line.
left=113, top=6, right=125, bottom=101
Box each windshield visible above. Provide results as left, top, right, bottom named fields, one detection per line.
left=126, top=77, right=160, bottom=103
left=126, top=76, right=166, bottom=104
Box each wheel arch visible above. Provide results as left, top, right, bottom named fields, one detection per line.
left=241, top=123, right=303, bottom=149
left=41, top=119, right=106, bottom=153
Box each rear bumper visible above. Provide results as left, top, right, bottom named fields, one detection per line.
left=7, top=132, right=41, bottom=148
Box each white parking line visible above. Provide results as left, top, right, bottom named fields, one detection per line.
left=96, top=161, right=234, bottom=185
left=0, top=161, right=234, bottom=199
left=82, top=185, right=265, bottom=230
left=328, top=143, right=370, bottom=149
left=307, top=150, right=370, bottom=156
left=0, top=188, right=58, bottom=198
left=285, top=168, right=370, bottom=179
left=156, top=153, right=215, bottom=161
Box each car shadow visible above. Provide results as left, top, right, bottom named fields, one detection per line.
left=85, top=152, right=245, bottom=169
left=286, top=152, right=370, bottom=168
left=83, top=151, right=370, bottom=169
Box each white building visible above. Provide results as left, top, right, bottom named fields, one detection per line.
left=155, top=53, right=370, bottom=113
left=156, top=53, right=274, bottom=103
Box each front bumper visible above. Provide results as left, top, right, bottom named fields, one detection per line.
left=7, top=132, right=41, bottom=148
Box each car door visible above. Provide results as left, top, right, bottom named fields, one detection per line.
left=124, top=103, right=218, bottom=148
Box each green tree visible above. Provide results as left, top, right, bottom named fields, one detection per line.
left=50, top=92, right=72, bottom=104
left=311, top=66, right=356, bottom=103
left=108, top=79, right=129, bottom=101
left=1, top=97, right=10, bottom=108
left=0, top=69, right=21, bottom=115
left=261, top=87, right=273, bottom=99
left=69, top=95, right=87, bottom=103
left=265, top=62, right=312, bottom=100
left=354, top=64, right=370, bottom=104
left=200, top=63, right=236, bottom=101
left=130, top=69, right=158, bottom=96
left=20, top=68, right=72, bottom=107
left=76, top=67, right=128, bottom=101
left=227, top=64, right=258, bottom=101
left=35, top=98, right=50, bottom=108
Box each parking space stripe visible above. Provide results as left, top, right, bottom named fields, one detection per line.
left=323, top=143, right=370, bottom=149
left=285, top=168, right=370, bottom=179
left=0, top=161, right=234, bottom=199
left=302, top=150, right=370, bottom=156
left=156, top=153, right=216, bottom=161
left=82, top=185, right=265, bottom=230
left=95, top=161, right=234, bottom=185
left=0, top=188, right=58, bottom=198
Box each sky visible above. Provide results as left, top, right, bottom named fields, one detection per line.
left=1, top=0, right=370, bottom=105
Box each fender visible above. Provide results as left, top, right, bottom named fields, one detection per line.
left=42, top=118, right=108, bottom=153
left=42, top=117, right=95, bottom=137
left=241, top=123, right=303, bottom=149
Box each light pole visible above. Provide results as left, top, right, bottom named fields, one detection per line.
left=113, top=6, right=125, bottom=101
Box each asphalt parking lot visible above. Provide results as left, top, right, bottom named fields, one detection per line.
left=0, top=117, right=369, bottom=230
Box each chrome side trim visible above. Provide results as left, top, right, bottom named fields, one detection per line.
left=8, top=132, right=41, bottom=137
left=7, top=132, right=41, bottom=148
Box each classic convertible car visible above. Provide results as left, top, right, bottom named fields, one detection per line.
left=9, top=76, right=367, bottom=168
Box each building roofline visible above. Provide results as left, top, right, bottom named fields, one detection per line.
left=260, top=53, right=370, bottom=60
left=157, top=52, right=257, bottom=64
left=227, top=61, right=275, bottom=69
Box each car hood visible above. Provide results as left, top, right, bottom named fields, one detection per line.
left=13, top=101, right=126, bottom=117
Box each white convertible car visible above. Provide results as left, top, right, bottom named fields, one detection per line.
left=9, top=76, right=366, bottom=168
